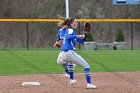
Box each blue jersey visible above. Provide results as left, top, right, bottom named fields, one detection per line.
left=56, top=28, right=67, bottom=41
left=61, top=28, right=84, bottom=51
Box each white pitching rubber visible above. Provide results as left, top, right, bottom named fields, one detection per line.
left=22, top=82, right=41, bottom=86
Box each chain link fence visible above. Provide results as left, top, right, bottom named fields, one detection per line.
left=0, top=21, right=139, bottom=50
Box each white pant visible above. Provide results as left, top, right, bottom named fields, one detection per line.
left=61, top=50, right=90, bottom=68
left=57, top=52, right=64, bottom=64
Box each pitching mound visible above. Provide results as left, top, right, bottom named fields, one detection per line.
left=0, top=72, right=139, bottom=93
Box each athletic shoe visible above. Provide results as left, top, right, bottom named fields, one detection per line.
left=70, top=79, right=77, bottom=85
left=87, top=83, right=96, bottom=89
left=63, top=73, right=70, bottom=78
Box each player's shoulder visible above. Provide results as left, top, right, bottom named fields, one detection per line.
left=68, top=28, right=74, bottom=34
left=57, top=29, right=63, bottom=34
left=58, top=28, right=63, bottom=32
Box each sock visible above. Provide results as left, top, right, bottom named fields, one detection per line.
left=84, top=68, right=91, bottom=84
left=65, top=63, right=69, bottom=74
left=62, top=63, right=69, bottom=74
left=68, top=64, right=74, bottom=80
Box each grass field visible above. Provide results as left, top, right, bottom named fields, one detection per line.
left=0, top=50, right=140, bottom=75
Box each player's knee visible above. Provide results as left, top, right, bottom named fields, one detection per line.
left=84, top=68, right=90, bottom=73
left=62, top=62, right=67, bottom=68
left=57, top=60, right=61, bottom=64
left=57, top=58, right=64, bottom=64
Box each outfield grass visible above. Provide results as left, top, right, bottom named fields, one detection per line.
left=0, top=50, right=140, bottom=75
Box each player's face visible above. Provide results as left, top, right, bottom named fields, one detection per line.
left=71, top=20, right=78, bottom=29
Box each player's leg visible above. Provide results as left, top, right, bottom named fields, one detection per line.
left=84, top=68, right=96, bottom=89
left=62, top=62, right=76, bottom=77
left=63, top=50, right=89, bottom=68
left=57, top=52, right=63, bottom=64
left=68, top=63, right=77, bottom=85
left=62, top=62, right=70, bottom=77
left=71, top=52, right=96, bottom=88
left=68, top=52, right=91, bottom=84
left=57, top=52, right=70, bottom=77
left=63, top=50, right=96, bottom=88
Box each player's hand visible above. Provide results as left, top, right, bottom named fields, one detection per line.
left=54, top=40, right=63, bottom=48
left=53, top=42, right=58, bottom=48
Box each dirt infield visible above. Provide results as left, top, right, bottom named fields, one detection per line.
left=0, top=72, right=139, bottom=93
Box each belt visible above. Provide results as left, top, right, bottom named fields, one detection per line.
left=62, top=50, right=76, bottom=52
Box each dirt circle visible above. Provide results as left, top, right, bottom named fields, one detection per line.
left=0, top=72, right=139, bottom=93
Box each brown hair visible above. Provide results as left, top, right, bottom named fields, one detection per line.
left=57, top=17, right=76, bottom=28
left=57, top=15, right=66, bottom=21
left=67, top=17, right=76, bottom=28
left=57, top=15, right=67, bottom=27
left=68, top=17, right=75, bottom=25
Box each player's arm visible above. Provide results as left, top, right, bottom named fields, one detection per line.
left=76, top=37, right=84, bottom=43
left=76, top=34, right=85, bottom=39
left=76, top=33, right=86, bottom=43
left=66, top=35, right=76, bottom=40
left=65, top=29, right=85, bottom=43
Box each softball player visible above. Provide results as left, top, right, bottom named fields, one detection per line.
left=61, top=17, right=96, bottom=89
left=54, top=20, right=75, bottom=77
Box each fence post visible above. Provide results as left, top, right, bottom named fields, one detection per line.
left=130, top=22, right=133, bottom=50
left=78, top=22, right=81, bottom=50
left=27, top=22, right=29, bottom=50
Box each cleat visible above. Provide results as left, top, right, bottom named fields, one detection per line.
left=87, top=83, right=96, bottom=89
left=70, top=79, right=77, bottom=85
left=63, top=74, right=70, bottom=78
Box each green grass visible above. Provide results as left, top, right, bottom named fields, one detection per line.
left=0, top=50, right=140, bottom=75
left=78, top=50, right=140, bottom=72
